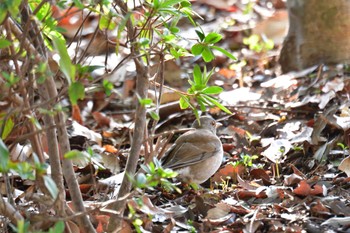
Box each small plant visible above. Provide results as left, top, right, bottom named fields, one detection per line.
left=232, top=153, right=258, bottom=168
left=179, top=64, right=232, bottom=119
left=243, top=34, right=274, bottom=53
left=129, top=158, right=180, bottom=193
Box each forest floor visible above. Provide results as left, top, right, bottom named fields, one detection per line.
left=3, top=0, right=350, bottom=232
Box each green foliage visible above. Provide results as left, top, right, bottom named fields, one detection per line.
left=191, top=31, right=236, bottom=62
left=68, top=82, right=85, bottom=105
left=12, top=220, right=64, bottom=233
left=0, top=0, right=22, bottom=24
left=0, top=116, right=14, bottom=140
left=51, top=35, right=76, bottom=84
left=103, top=79, right=114, bottom=96
left=243, top=34, right=274, bottom=53
left=0, top=39, right=11, bottom=49
left=0, top=139, right=10, bottom=172
left=2, top=72, right=20, bottom=87
left=231, top=153, right=258, bottom=168
left=179, top=65, right=232, bottom=116
left=128, top=159, right=180, bottom=193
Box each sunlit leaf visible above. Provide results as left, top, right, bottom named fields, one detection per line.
left=179, top=95, right=190, bottom=109
left=202, top=47, right=215, bottom=62
left=204, top=32, right=222, bottom=44
left=211, top=45, right=237, bottom=60
left=191, top=43, right=204, bottom=55
left=202, top=86, right=223, bottom=95
left=51, top=35, right=75, bottom=84
left=202, top=95, right=232, bottom=114
left=68, top=82, right=85, bottom=105
left=1, top=117, right=14, bottom=140
left=193, top=64, right=202, bottom=85
left=0, top=39, right=11, bottom=49
left=43, top=175, right=58, bottom=199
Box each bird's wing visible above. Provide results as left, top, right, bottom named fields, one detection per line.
left=161, top=130, right=221, bottom=170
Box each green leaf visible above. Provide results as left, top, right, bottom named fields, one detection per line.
left=139, top=38, right=150, bottom=46
left=0, top=139, right=9, bottom=172
left=193, top=64, right=202, bottom=85
left=99, top=13, right=117, bottom=30
left=73, top=0, right=85, bottom=9
left=50, top=221, right=65, bottom=233
left=204, top=32, right=222, bottom=44
left=202, top=46, right=215, bottom=62
left=103, top=79, right=113, bottom=96
left=202, top=95, right=232, bottom=114
left=14, top=162, right=35, bottom=180
left=0, top=39, right=11, bottom=49
left=51, top=35, right=75, bottom=84
left=68, top=82, right=85, bottom=105
left=159, top=0, right=183, bottom=8
left=195, top=30, right=205, bottom=41
left=196, top=96, right=207, bottom=112
left=0, top=8, right=6, bottom=25
left=139, top=98, right=153, bottom=106
left=149, top=111, right=160, bottom=121
left=191, top=43, right=204, bottom=55
left=210, top=45, right=237, bottom=60
left=179, top=96, right=190, bottom=109
left=1, top=117, right=14, bottom=140
left=169, top=26, right=180, bottom=33
left=64, top=150, right=85, bottom=159
left=43, top=175, right=58, bottom=199
left=202, top=86, right=223, bottom=95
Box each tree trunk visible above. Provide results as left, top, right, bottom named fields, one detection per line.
left=279, top=0, right=350, bottom=73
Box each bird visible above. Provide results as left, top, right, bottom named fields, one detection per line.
left=161, top=116, right=223, bottom=184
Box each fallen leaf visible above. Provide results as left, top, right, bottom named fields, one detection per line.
left=293, top=180, right=311, bottom=196
left=339, top=155, right=350, bottom=177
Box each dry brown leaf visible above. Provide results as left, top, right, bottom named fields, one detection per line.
left=293, top=180, right=311, bottom=196
left=339, top=155, right=350, bottom=177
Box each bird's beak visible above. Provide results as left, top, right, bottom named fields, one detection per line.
left=216, top=122, right=222, bottom=128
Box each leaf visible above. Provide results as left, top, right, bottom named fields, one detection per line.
left=202, top=95, right=232, bottom=114
left=202, top=86, right=223, bottom=95
left=195, top=30, right=205, bottom=41
left=99, top=13, right=117, bottom=30
left=339, top=155, right=350, bottom=177
left=51, top=35, right=75, bottom=84
left=179, top=96, right=190, bottom=109
left=68, top=82, right=85, bottom=105
left=197, top=96, right=207, bottom=112
left=0, top=39, right=11, bottom=49
left=210, top=45, right=237, bottom=60
left=149, top=111, right=160, bottom=121
left=1, top=117, right=14, bottom=140
left=193, top=64, right=202, bottom=85
left=202, top=46, right=215, bottom=62
left=50, top=221, right=65, bottom=233
left=43, top=175, right=58, bottom=199
left=0, top=139, right=9, bottom=172
left=73, top=0, right=85, bottom=9
left=139, top=98, right=153, bottom=106
left=191, top=43, right=204, bottom=55
left=64, top=150, right=85, bottom=159
left=204, top=32, right=222, bottom=44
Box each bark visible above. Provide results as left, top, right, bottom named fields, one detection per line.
left=106, top=0, right=149, bottom=232
left=279, top=0, right=350, bottom=72
left=8, top=12, right=96, bottom=232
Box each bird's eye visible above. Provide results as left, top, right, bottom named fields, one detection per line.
left=211, top=121, right=216, bottom=126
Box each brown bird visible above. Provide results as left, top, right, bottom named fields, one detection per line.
left=161, top=116, right=223, bottom=184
